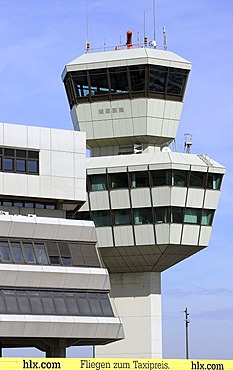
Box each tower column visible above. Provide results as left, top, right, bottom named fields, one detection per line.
left=96, top=272, right=162, bottom=358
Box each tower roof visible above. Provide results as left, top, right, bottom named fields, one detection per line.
left=62, top=47, right=191, bottom=80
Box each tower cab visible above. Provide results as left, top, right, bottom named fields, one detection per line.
left=62, top=46, right=191, bottom=156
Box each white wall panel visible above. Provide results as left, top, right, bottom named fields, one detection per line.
left=186, top=188, right=205, bottom=208
left=181, top=225, right=200, bottom=245
left=131, top=188, right=151, bottom=208
left=199, top=226, right=212, bottom=246
left=152, top=187, right=171, bottom=206
left=114, top=226, right=134, bottom=246
left=96, top=227, right=114, bottom=247
left=170, top=224, right=182, bottom=244
left=204, top=190, right=220, bottom=209
left=134, top=225, right=155, bottom=245
left=155, top=224, right=170, bottom=244
left=110, top=190, right=130, bottom=209
left=89, top=191, right=109, bottom=211
left=171, top=187, right=187, bottom=207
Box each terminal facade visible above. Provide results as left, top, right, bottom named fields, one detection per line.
left=0, top=124, right=123, bottom=357
left=62, top=45, right=225, bottom=357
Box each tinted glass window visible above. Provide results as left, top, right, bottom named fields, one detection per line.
left=172, top=170, right=188, bottom=187
left=0, top=243, right=11, bottom=262
left=201, top=210, right=214, bottom=226
left=167, top=68, right=187, bottom=96
left=89, top=174, right=107, bottom=191
left=134, top=208, right=153, bottom=225
left=89, top=69, right=109, bottom=96
left=109, top=67, right=129, bottom=94
left=34, top=244, right=48, bottom=264
left=23, top=244, right=36, bottom=263
left=130, top=171, right=149, bottom=188
left=109, top=173, right=128, bottom=189
left=171, top=207, right=183, bottom=223
left=73, top=71, right=89, bottom=97
left=151, top=170, right=170, bottom=186
left=184, top=208, right=199, bottom=224
left=149, top=65, right=167, bottom=93
left=16, top=159, right=26, bottom=172
left=3, top=158, right=13, bottom=171
left=11, top=243, right=24, bottom=263
left=154, top=207, right=168, bottom=223
left=114, top=210, right=131, bottom=225
left=28, top=160, right=38, bottom=174
left=92, top=211, right=111, bottom=227
left=189, top=172, right=205, bottom=188
left=129, top=65, right=145, bottom=92
left=207, top=173, right=222, bottom=190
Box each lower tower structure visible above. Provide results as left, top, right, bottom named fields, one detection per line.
left=62, top=42, right=225, bottom=357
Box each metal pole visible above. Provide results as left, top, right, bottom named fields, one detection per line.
left=184, top=307, right=190, bottom=359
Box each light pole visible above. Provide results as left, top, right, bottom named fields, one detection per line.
left=184, top=307, right=190, bottom=359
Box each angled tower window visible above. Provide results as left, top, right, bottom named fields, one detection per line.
left=171, top=207, right=183, bottom=223
left=129, top=65, right=146, bottom=93
left=184, top=208, right=199, bottom=224
left=130, top=171, right=149, bottom=188
left=109, top=172, right=128, bottom=189
left=189, top=171, right=205, bottom=188
left=154, top=207, right=168, bottom=223
left=72, top=71, right=90, bottom=97
left=167, top=68, right=188, bottom=96
left=134, top=208, right=153, bottom=225
left=201, top=209, right=214, bottom=226
left=11, top=242, right=24, bottom=263
left=92, top=210, right=112, bottom=227
left=151, top=170, right=170, bottom=187
left=89, top=69, right=110, bottom=98
left=109, top=67, right=129, bottom=96
left=149, top=65, right=167, bottom=93
left=89, top=174, right=108, bottom=191
left=114, top=209, right=131, bottom=225
left=172, top=170, right=188, bottom=187
left=207, top=173, right=223, bottom=190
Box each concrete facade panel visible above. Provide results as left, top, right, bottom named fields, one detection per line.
left=96, top=228, right=114, bottom=247
left=181, top=224, right=200, bottom=245
left=186, top=188, right=205, bottom=208
left=171, top=187, right=187, bottom=207
left=199, top=226, right=212, bottom=246
left=134, top=225, right=155, bottom=246
left=131, top=188, right=151, bottom=208
left=204, top=190, right=220, bottom=209
left=114, top=226, right=134, bottom=246
left=152, top=187, right=171, bottom=206
left=89, top=191, right=109, bottom=211
left=155, top=224, right=170, bottom=244
left=110, top=190, right=130, bottom=209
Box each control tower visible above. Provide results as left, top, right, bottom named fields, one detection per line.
left=62, top=35, right=225, bottom=358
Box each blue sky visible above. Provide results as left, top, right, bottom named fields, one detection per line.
left=0, top=0, right=233, bottom=360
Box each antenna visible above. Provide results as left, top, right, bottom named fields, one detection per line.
left=153, top=0, right=156, bottom=43
left=85, top=0, right=90, bottom=52
left=163, top=26, right=167, bottom=50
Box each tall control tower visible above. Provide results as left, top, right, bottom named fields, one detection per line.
left=62, top=35, right=225, bottom=358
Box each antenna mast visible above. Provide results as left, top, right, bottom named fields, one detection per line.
left=153, top=0, right=156, bottom=42
left=85, top=0, right=90, bottom=52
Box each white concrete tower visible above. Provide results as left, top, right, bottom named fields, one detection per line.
left=62, top=37, right=225, bottom=358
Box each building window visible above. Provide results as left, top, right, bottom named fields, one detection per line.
left=0, top=147, right=39, bottom=175
left=130, top=171, right=149, bottom=188
left=154, top=207, right=168, bottom=223
left=201, top=209, right=214, bottom=226
left=151, top=170, right=170, bottom=186
left=89, top=174, right=108, bottom=191
left=109, top=173, right=128, bottom=189
left=207, top=173, right=222, bottom=190
left=172, top=170, right=188, bottom=187
left=114, top=209, right=131, bottom=225
left=92, top=211, right=112, bottom=227
left=184, top=208, right=199, bottom=224
left=171, top=207, right=183, bottom=223
left=134, top=208, right=153, bottom=225
left=189, top=172, right=205, bottom=188
left=0, top=289, right=113, bottom=317
left=0, top=198, right=56, bottom=210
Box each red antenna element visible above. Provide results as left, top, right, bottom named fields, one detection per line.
left=126, top=30, right=133, bottom=49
